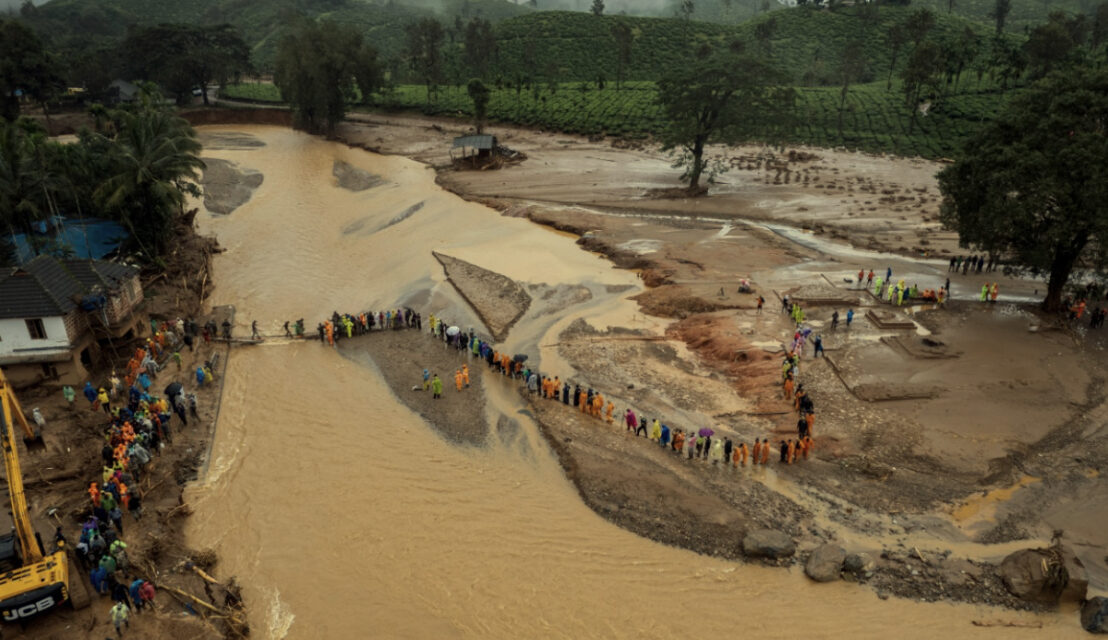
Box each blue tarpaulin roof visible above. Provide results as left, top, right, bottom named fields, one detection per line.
left=11, top=218, right=127, bottom=264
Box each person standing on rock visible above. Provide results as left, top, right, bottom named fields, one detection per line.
left=846, top=308, right=855, bottom=328
left=606, top=401, right=615, bottom=424
left=780, top=440, right=790, bottom=463
left=831, top=310, right=839, bottom=331
left=454, top=369, right=464, bottom=392
left=752, top=440, right=762, bottom=466
left=757, top=296, right=764, bottom=312
left=528, top=372, right=538, bottom=395
left=431, top=374, right=443, bottom=399
left=724, top=438, right=733, bottom=464
left=760, top=439, right=771, bottom=464
left=814, top=335, right=824, bottom=357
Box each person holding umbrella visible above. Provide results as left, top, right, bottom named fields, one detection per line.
left=698, top=427, right=715, bottom=460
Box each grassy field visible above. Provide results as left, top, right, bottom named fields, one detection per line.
left=222, top=79, right=1010, bottom=158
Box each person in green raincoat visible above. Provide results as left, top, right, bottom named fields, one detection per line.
left=431, top=374, right=443, bottom=399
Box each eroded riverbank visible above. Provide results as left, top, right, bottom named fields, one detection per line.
left=184, top=124, right=1091, bottom=638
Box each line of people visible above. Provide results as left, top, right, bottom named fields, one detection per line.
left=318, top=308, right=422, bottom=346
left=949, top=254, right=999, bottom=275
left=857, top=267, right=950, bottom=305
left=411, top=306, right=821, bottom=469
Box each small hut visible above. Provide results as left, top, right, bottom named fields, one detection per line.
left=451, top=134, right=498, bottom=163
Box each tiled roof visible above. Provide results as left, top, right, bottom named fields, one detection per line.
left=0, top=256, right=137, bottom=320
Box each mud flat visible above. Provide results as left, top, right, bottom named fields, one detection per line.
left=200, top=157, right=264, bottom=214
left=338, top=330, right=488, bottom=446
left=433, top=251, right=531, bottom=341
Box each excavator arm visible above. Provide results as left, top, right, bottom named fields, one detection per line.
left=0, top=371, right=74, bottom=622
left=0, top=379, right=41, bottom=565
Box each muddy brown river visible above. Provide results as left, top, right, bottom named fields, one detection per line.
left=184, top=126, right=1078, bottom=638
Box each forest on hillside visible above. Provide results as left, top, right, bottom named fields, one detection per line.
left=4, top=0, right=1108, bottom=159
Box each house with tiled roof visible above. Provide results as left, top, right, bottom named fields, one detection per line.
left=0, top=255, right=145, bottom=386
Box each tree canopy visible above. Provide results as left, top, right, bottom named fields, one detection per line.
left=274, top=18, right=380, bottom=134
left=656, top=47, right=794, bottom=190
left=938, top=65, right=1108, bottom=311
left=0, top=19, right=62, bottom=121
left=0, top=93, right=204, bottom=263
left=122, top=23, right=251, bottom=106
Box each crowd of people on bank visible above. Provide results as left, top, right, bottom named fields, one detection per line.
left=58, top=319, right=214, bottom=635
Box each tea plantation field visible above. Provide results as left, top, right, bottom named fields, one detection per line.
left=223, top=79, right=1009, bottom=159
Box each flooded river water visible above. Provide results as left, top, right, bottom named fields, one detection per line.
left=184, top=126, right=1078, bottom=638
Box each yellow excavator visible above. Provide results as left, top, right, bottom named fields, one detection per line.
left=0, top=372, right=88, bottom=622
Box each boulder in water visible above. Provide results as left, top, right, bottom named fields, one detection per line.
left=1081, top=597, right=1108, bottom=633
left=805, top=543, right=846, bottom=582
left=742, top=529, right=795, bottom=559
left=998, top=544, right=1087, bottom=604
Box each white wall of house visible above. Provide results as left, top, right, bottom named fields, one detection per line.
left=0, top=316, right=71, bottom=356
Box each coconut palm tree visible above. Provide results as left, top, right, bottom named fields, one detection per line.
left=95, top=106, right=204, bottom=260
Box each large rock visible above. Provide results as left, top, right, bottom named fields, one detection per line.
left=1081, top=597, right=1108, bottom=633
left=742, top=529, right=796, bottom=559
left=844, top=552, right=876, bottom=577
left=805, top=544, right=846, bottom=582
left=998, top=545, right=1088, bottom=604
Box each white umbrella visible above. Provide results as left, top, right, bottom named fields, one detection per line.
left=446, top=326, right=461, bottom=336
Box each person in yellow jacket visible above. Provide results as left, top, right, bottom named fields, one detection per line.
left=651, top=419, right=661, bottom=442
left=462, top=365, right=470, bottom=388
left=97, top=388, right=111, bottom=414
